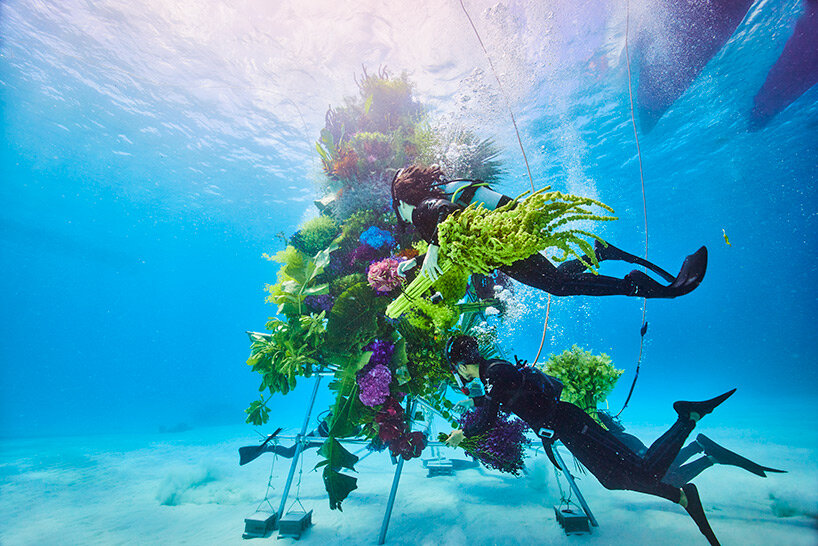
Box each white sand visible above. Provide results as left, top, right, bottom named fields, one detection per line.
left=1, top=423, right=815, bottom=546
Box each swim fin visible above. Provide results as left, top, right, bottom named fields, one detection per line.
left=595, top=240, right=676, bottom=283
left=696, top=434, right=787, bottom=477
left=682, top=483, right=720, bottom=546
left=238, top=427, right=283, bottom=466
left=625, top=246, right=708, bottom=298
left=673, top=389, right=736, bottom=422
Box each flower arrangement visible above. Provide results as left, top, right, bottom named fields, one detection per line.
left=438, top=188, right=616, bottom=275
left=439, top=407, right=530, bottom=476
left=540, top=346, right=623, bottom=420
left=244, top=70, right=611, bottom=511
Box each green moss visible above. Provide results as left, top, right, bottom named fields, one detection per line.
left=290, top=216, right=340, bottom=256
left=330, top=273, right=366, bottom=297
left=406, top=298, right=459, bottom=332
left=539, top=346, right=623, bottom=420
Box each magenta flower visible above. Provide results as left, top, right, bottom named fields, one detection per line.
left=367, top=258, right=403, bottom=294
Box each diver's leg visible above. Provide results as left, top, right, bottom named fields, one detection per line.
left=664, top=457, right=714, bottom=487
left=682, top=483, right=721, bottom=545
left=501, top=254, right=639, bottom=297
left=503, top=251, right=706, bottom=299
left=555, top=239, right=677, bottom=282
left=643, top=389, right=736, bottom=479
left=676, top=440, right=705, bottom=463
left=642, top=418, right=697, bottom=480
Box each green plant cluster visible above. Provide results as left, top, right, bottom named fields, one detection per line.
left=438, top=188, right=616, bottom=275
left=245, top=312, right=326, bottom=425
left=540, top=345, right=623, bottom=419
left=290, top=216, right=339, bottom=256
left=263, top=243, right=337, bottom=316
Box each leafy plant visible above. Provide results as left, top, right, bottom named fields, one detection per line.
left=325, top=282, right=387, bottom=353
left=438, top=188, right=616, bottom=275
left=540, top=346, right=623, bottom=419
left=265, top=243, right=338, bottom=316
left=290, top=216, right=340, bottom=256
left=244, top=312, right=327, bottom=425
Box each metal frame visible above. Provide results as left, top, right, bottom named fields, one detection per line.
left=244, top=342, right=597, bottom=542
left=550, top=444, right=598, bottom=527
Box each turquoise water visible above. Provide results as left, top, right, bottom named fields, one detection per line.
left=0, top=1, right=816, bottom=543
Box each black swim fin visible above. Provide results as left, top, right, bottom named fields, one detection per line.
left=682, top=483, right=720, bottom=546
left=238, top=427, right=283, bottom=466
left=696, top=434, right=787, bottom=477
left=625, top=246, right=708, bottom=298
left=673, top=389, right=736, bottom=422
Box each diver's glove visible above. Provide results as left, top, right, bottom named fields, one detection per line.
left=420, top=244, right=442, bottom=281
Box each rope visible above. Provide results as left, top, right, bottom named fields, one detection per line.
left=551, top=447, right=575, bottom=509
left=287, top=435, right=308, bottom=514
left=616, top=0, right=650, bottom=417
left=458, top=0, right=553, bottom=363
left=255, top=440, right=278, bottom=513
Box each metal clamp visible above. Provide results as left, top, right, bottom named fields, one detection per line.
left=537, top=427, right=555, bottom=439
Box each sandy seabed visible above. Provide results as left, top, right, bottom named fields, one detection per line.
left=1, top=420, right=816, bottom=546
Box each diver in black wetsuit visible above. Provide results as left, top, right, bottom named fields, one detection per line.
left=391, top=165, right=707, bottom=298
left=597, top=411, right=786, bottom=487
left=442, top=335, right=731, bottom=546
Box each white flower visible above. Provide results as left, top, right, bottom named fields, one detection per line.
left=485, top=306, right=500, bottom=316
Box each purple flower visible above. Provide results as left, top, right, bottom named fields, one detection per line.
left=364, top=339, right=395, bottom=368
left=304, top=294, right=335, bottom=313
left=358, top=364, right=392, bottom=407
left=458, top=409, right=530, bottom=475
left=349, top=243, right=378, bottom=266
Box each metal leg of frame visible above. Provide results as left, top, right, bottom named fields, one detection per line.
left=377, top=397, right=415, bottom=545
left=276, top=375, right=323, bottom=523
left=552, top=443, right=598, bottom=527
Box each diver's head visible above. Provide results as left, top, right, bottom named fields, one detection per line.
left=446, top=335, right=482, bottom=378
left=391, top=165, right=446, bottom=226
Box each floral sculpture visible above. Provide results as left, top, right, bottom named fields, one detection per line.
left=244, top=69, right=616, bottom=510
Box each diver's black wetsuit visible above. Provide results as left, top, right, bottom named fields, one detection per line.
left=463, top=358, right=694, bottom=503
left=410, top=197, right=701, bottom=298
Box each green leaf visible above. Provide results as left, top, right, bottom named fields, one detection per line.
left=328, top=387, right=364, bottom=438
left=302, top=284, right=329, bottom=296
left=390, top=338, right=408, bottom=370
left=326, top=283, right=386, bottom=351
left=317, top=437, right=359, bottom=472
left=322, top=467, right=357, bottom=511
left=363, top=93, right=373, bottom=115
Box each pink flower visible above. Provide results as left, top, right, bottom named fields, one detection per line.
left=367, top=258, right=403, bottom=294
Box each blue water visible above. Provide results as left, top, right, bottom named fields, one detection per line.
left=1, top=0, right=816, bottom=449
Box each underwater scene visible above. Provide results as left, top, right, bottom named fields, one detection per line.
left=1, top=0, right=816, bottom=544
